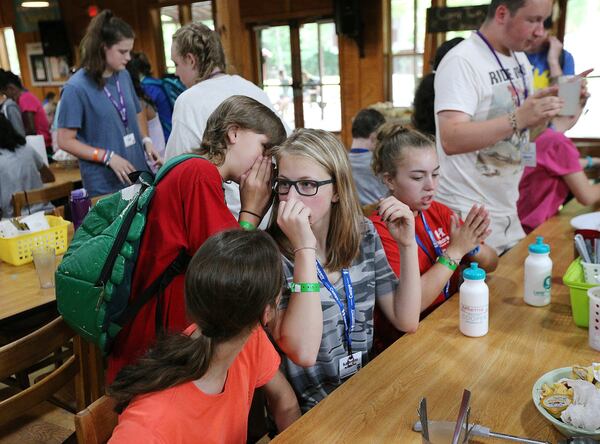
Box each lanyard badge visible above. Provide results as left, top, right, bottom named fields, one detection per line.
left=103, top=77, right=129, bottom=129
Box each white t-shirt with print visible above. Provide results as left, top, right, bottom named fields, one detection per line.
left=434, top=32, right=533, bottom=252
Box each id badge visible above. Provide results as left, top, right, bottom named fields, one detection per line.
left=521, top=142, right=536, bottom=167
left=339, top=351, right=362, bottom=379
left=123, top=133, right=136, bottom=147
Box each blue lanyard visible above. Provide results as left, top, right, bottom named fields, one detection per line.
left=103, top=77, right=128, bottom=129
left=350, top=148, right=369, bottom=154
left=316, top=260, right=355, bottom=355
left=476, top=31, right=529, bottom=107
left=415, top=211, right=451, bottom=300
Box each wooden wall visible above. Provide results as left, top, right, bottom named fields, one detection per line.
left=1, top=0, right=386, bottom=144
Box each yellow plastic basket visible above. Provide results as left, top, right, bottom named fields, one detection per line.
left=0, top=216, right=71, bottom=266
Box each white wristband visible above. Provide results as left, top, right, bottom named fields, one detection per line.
left=142, top=136, right=153, bottom=146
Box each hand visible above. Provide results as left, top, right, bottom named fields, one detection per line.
left=546, top=36, right=563, bottom=65
left=447, top=204, right=491, bottom=258
left=108, top=153, right=136, bottom=185
left=239, top=155, right=273, bottom=218
left=515, top=87, right=563, bottom=130
left=377, top=196, right=415, bottom=248
left=577, top=69, right=593, bottom=106
left=277, top=198, right=317, bottom=251
left=144, top=140, right=163, bottom=168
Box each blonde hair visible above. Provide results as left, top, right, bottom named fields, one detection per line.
left=172, top=22, right=226, bottom=85
left=268, top=129, right=363, bottom=271
left=371, top=123, right=435, bottom=177
left=194, top=95, right=286, bottom=165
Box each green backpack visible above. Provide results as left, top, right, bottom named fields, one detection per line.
left=56, top=154, right=202, bottom=354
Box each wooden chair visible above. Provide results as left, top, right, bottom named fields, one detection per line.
left=0, top=316, right=86, bottom=427
left=75, top=395, right=118, bottom=444
left=12, top=182, right=74, bottom=217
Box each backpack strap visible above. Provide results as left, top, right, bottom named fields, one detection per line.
left=116, top=248, right=191, bottom=328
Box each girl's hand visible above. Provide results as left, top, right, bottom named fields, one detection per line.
left=277, top=198, right=317, bottom=251
left=378, top=196, right=415, bottom=247
left=144, top=140, right=163, bottom=167
left=239, top=156, right=273, bottom=217
left=108, top=153, right=136, bottom=185
left=448, top=204, right=491, bottom=257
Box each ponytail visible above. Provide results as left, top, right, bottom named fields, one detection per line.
left=109, top=333, right=215, bottom=413
left=79, top=9, right=135, bottom=87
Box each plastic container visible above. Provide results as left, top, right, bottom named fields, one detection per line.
left=562, top=257, right=593, bottom=328
left=459, top=262, right=488, bottom=337
left=69, top=188, right=92, bottom=230
left=581, top=260, right=600, bottom=284
left=524, top=236, right=552, bottom=307
left=0, top=215, right=70, bottom=266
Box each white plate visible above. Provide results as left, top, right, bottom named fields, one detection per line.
left=570, top=212, right=600, bottom=230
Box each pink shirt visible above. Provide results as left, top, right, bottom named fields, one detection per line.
left=518, top=128, right=581, bottom=233
left=18, top=91, right=51, bottom=146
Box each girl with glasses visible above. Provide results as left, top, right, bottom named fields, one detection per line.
left=370, top=124, right=498, bottom=355
left=267, top=128, right=422, bottom=413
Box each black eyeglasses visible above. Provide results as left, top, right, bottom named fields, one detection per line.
left=274, top=178, right=335, bottom=196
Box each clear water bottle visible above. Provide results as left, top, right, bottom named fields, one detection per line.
left=459, top=262, right=489, bottom=337
left=69, top=188, right=92, bottom=230
left=524, top=236, right=552, bottom=307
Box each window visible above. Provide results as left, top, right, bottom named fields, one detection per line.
left=390, top=0, right=431, bottom=107
left=191, top=1, right=214, bottom=29
left=160, top=2, right=214, bottom=74
left=256, top=21, right=341, bottom=132
left=563, top=0, right=600, bottom=138
left=0, top=28, right=20, bottom=75
left=161, top=6, right=181, bottom=74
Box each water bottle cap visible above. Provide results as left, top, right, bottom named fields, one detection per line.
left=463, top=262, right=486, bottom=280
left=71, top=188, right=88, bottom=199
left=529, top=236, right=550, bottom=254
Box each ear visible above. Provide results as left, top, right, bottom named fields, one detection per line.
left=495, top=4, right=510, bottom=24
left=260, top=299, right=278, bottom=327
left=331, top=183, right=340, bottom=203
left=226, top=125, right=240, bottom=145
left=185, top=52, right=197, bottom=69
left=382, top=172, right=396, bottom=192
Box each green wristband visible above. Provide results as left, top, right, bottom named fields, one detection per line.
left=289, top=282, right=321, bottom=293
left=239, top=220, right=256, bottom=231
left=437, top=255, right=458, bottom=271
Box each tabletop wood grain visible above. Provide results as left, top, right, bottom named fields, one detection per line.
left=273, top=200, right=600, bottom=444
left=48, top=162, right=81, bottom=187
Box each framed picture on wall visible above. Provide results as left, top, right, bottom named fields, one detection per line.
left=30, top=54, right=48, bottom=82
left=26, top=43, right=69, bottom=86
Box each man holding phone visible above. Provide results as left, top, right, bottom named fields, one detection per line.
left=433, top=0, right=564, bottom=253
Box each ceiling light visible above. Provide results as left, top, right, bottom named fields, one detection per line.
left=21, top=1, right=50, bottom=7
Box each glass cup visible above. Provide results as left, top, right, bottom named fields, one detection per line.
left=32, top=246, right=56, bottom=289
left=587, top=287, right=600, bottom=351
left=558, top=75, right=582, bottom=117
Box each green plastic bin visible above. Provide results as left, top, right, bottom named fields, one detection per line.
left=562, top=257, right=594, bottom=328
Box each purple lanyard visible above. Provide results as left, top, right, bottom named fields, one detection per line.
left=103, top=77, right=128, bottom=129
left=476, top=31, right=528, bottom=107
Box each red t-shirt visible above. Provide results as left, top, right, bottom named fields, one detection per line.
left=109, top=326, right=280, bottom=444
left=107, top=158, right=238, bottom=383
left=369, top=201, right=460, bottom=354
left=18, top=91, right=51, bottom=146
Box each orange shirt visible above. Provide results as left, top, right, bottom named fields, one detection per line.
left=109, top=326, right=280, bottom=444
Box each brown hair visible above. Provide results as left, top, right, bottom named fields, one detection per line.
left=172, top=22, right=226, bottom=85
left=79, top=10, right=135, bottom=87
left=194, top=95, right=286, bottom=166
left=371, top=123, right=435, bottom=177
left=268, top=128, right=363, bottom=271
left=109, top=230, right=283, bottom=413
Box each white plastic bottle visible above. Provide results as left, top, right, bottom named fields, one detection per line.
left=459, top=262, right=489, bottom=337
left=524, top=236, right=552, bottom=307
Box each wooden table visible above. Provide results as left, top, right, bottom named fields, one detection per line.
left=48, top=162, right=82, bottom=188
left=273, top=200, right=600, bottom=443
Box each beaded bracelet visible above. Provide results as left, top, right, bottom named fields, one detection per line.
left=508, top=111, right=518, bottom=135
left=239, top=220, right=256, bottom=231
left=289, top=282, right=321, bottom=293
left=437, top=254, right=458, bottom=271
